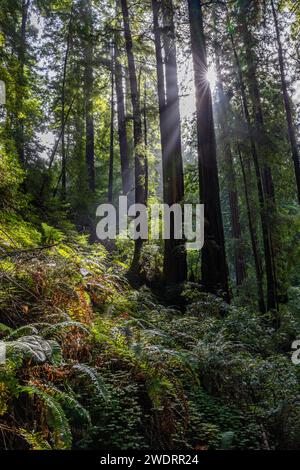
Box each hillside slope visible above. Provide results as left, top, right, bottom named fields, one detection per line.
left=0, top=215, right=300, bottom=450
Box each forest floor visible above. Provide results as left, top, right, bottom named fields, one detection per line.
left=0, top=213, right=300, bottom=450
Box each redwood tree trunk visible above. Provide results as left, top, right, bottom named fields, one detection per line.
left=143, top=81, right=149, bottom=203
left=61, top=4, right=73, bottom=200
left=114, top=4, right=131, bottom=197
left=238, top=145, right=266, bottom=313
left=229, top=25, right=278, bottom=314
left=108, top=48, right=115, bottom=203
left=83, top=0, right=95, bottom=192
left=159, top=0, right=187, bottom=285
left=214, top=38, right=246, bottom=287
left=187, top=0, right=230, bottom=301
left=238, top=11, right=278, bottom=313
left=120, top=0, right=145, bottom=282
left=271, top=0, right=300, bottom=204
left=16, top=0, right=30, bottom=166
left=240, top=18, right=275, bottom=203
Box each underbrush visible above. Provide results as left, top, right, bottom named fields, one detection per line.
left=0, top=215, right=300, bottom=450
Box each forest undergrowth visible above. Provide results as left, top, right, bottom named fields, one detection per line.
left=0, top=212, right=300, bottom=451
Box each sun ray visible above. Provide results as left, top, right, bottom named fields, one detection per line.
left=206, top=63, right=217, bottom=90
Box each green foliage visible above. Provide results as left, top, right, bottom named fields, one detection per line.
left=71, top=364, right=109, bottom=401
left=0, top=215, right=299, bottom=450
left=41, top=223, right=65, bottom=245
left=19, top=429, right=52, bottom=450
left=0, top=149, right=24, bottom=211
left=0, top=213, right=41, bottom=250
left=20, top=385, right=73, bottom=450
left=6, top=335, right=61, bottom=365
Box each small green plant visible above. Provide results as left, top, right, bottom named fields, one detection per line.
left=41, top=223, right=65, bottom=245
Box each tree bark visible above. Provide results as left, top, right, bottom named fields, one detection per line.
left=229, top=25, right=277, bottom=313
left=271, top=0, right=300, bottom=204
left=238, top=145, right=266, bottom=313
left=108, top=46, right=115, bottom=203
left=16, top=0, right=30, bottom=166
left=143, top=80, right=149, bottom=203
left=39, top=97, right=75, bottom=200
left=60, top=3, right=73, bottom=200
left=240, top=17, right=275, bottom=204
left=187, top=0, right=230, bottom=301
left=114, top=5, right=131, bottom=198
left=237, top=11, right=278, bottom=312
left=83, top=0, right=95, bottom=192
left=151, top=0, right=167, bottom=206
left=152, top=0, right=187, bottom=285
left=214, top=33, right=246, bottom=287
left=120, top=0, right=146, bottom=283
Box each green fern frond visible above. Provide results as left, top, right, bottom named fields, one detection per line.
left=0, top=323, right=13, bottom=337
left=42, top=384, right=91, bottom=426
left=72, top=364, right=109, bottom=401
left=41, top=321, right=90, bottom=339
left=8, top=325, right=39, bottom=340
left=19, top=429, right=52, bottom=450
left=6, top=336, right=61, bottom=365
left=20, top=385, right=72, bottom=450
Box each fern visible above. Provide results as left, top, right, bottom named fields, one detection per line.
left=20, top=384, right=72, bottom=449
left=72, top=364, right=109, bottom=401
left=41, top=223, right=65, bottom=244
left=42, top=384, right=91, bottom=426
left=6, top=335, right=61, bottom=365
left=8, top=325, right=39, bottom=340
left=19, top=429, right=52, bottom=450
left=220, top=431, right=235, bottom=450
left=41, top=321, right=90, bottom=339
left=0, top=323, right=12, bottom=337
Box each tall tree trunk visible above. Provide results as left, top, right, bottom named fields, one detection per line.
left=61, top=3, right=73, bottom=200
left=238, top=145, right=266, bottom=313
left=151, top=0, right=170, bottom=210
left=151, top=0, right=167, bottom=206
left=108, top=48, right=115, bottom=203
left=271, top=0, right=300, bottom=204
left=83, top=0, right=95, bottom=192
left=226, top=16, right=266, bottom=312
left=240, top=16, right=275, bottom=203
left=53, top=123, right=71, bottom=198
left=229, top=26, right=277, bottom=313
left=16, top=0, right=30, bottom=166
left=120, top=0, right=145, bottom=283
left=187, top=0, right=230, bottom=301
left=143, top=80, right=149, bottom=203
left=237, top=13, right=278, bottom=312
left=214, top=34, right=246, bottom=286
left=39, top=97, right=75, bottom=199
left=114, top=4, right=131, bottom=198
left=152, top=0, right=187, bottom=285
